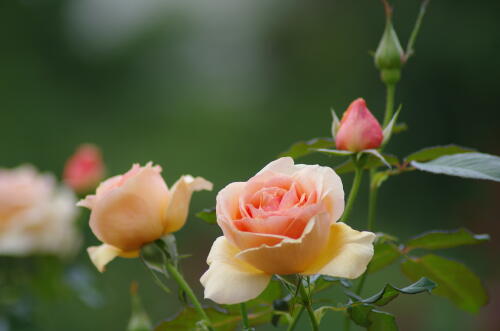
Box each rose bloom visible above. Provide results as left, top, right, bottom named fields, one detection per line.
left=78, top=162, right=212, bottom=272
left=201, top=157, right=375, bottom=304
left=0, top=166, right=80, bottom=257
left=63, top=144, right=105, bottom=194
left=335, top=98, right=384, bottom=152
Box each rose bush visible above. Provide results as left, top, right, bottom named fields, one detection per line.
left=201, top=157, right=375, bottom=304
left=78, top=162, right=212, bottom=272
left=0, top=166, right=80, bottom=257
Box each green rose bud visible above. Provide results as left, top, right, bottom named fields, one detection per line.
left=374, top=11, right=404, bottom=85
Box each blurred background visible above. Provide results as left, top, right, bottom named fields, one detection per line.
left=1, top=0, right=499, bottom=330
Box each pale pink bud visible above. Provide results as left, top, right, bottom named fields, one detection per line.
left=63, top=144, right=105, bottom=193
left=335, top=98, right=383, bottom=152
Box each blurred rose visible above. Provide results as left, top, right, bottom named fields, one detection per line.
left=201, top=157, right=375, bottom=304
left=0, top=166, right=80, bottom=257
left=78, top=162, right=212, bottom=272
left=63, top=144, right=105, bottom=193
left=335, top=98, right=383, bottom=152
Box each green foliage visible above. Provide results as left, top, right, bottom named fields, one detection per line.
left=362, top=277, right=436, bottom=306
left=335, top=154, right=399, bottom=174
left=347, top=304, right=397, bottom=331
left=368, top=242, right=401, bottom=274
left=279, top=138, right=334, bottom=159
left=400, top=254, right=488, bottom=313
left=382, top=106, right=402, bottom=145
left=405, top=145, right=476, bottom=162
left=155, top=281, right=282, bottom=331
left=411, top=152, right=500, bottom=182
left=196, top=208, right=217, bottom=225
left=406, top=228, right=490, bottom=251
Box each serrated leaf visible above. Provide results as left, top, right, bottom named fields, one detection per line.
left=405, top=145, right=476, bottom=162
left=411, top=152, right=500, bottom=182
left=382, top=106, right=401, bottom=145
left=336, top=154, right=399, bottom=174
left=347, top=304, right=398, bottom=331
left=368, top=242, right=401, bottom=274
left=196, top=208, right=217, bottom=225
left=279, top=138, right=334, bottom=159
left=401, top=254, right=488, bottom=313
left=405, top=228, right=490, bottom=251
left=155, top=307, right=236, bottom=331
left=362, top=277, right=436, bottom=306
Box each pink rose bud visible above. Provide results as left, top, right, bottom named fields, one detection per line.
left=63, top=144, right=105, bottom=193
left=335, top=98, right=383, bottom=152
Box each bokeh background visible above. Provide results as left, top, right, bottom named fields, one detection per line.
left=1, top=0, right=499, bottom=330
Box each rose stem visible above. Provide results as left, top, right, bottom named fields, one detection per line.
left=341, top=160, right=364, bottom=223
left=298, top=277, right=319, bottom=331
left=163, top=260, right=214, bottom=331
left=240, top=302, right=250, bottom=329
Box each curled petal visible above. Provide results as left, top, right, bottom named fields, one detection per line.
left=200, top=237, right=271, bottom=304
left=236, top=213, right=331, bottom=275
left=87, top=244, right=139, bottom=272
left=302, top=222, right=375, bottom=278
left=255, top=157, right=296, bottom=176
left=163, top=175, right=213, bottom=234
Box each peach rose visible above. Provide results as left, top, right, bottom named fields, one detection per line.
left=63, top=144, right=105, bottom=193
left=0, top=166, right=80, bottom=257
left=335, top=98, right=383, bottom=152
left=201, top=157, right=375, bottom=304
left=78, top=162, right=212, bottom=272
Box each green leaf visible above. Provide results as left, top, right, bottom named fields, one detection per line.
left=279, top=138, right=334, bottom=159
left=155, top=307, right=237, bottom=331
left=405, top=145, right=476, bottom=162
left=392, top=122, right=407, bottom=134
left=411, top=152, right=500, bottom=182
left=405, top=228, right=490, bottom=251
left=335, top=154, right=399, bottom=174
left=363, top=277, right=436, bottom=306
left=196, top=208, right=217, bottom=225
left=401, top=254, right=488, bottom=313
left=382, top=105, right=401, bottom=145
left=315, top=148, right=353, bottom=156
left=363, top=149, right=391, bottom=169
left=128, top=282, right=153, bottom=331
left=368, top=242, right=401, bottom=274
left=347, top=304, right=398, bottom=331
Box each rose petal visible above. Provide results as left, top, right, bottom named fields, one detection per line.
left=236, top=213, right=331, bottom=275
left=87, top=244, right=139, bottom=272
left=255, top=157, right=296, bottom=176
left=163, top=175, right=213, bottom=234
left=200, top=236, right=271, bottom=304
left=302, top=222, right=375, bottom=278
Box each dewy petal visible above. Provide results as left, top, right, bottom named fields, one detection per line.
left=87, top=244, right=139, bottom=273
left=236, top=213, right=331, bottom=275
left=302, top=222, right=375, bottom=279
left=162, top=175, right=213, bottom=234
left=200, top=236, right=271, bottom=305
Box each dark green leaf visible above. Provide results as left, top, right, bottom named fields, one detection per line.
left=196, top=208, right=217, bottom=225
left=347, top=304, right=398, bottom=331
left=368, top=242, right=401, bottom=274
left=363, top=277, right=436, bottom=306
left=279, top=138, right=334, bottom=159
left=392, top=122, right=407, bottom=134
left=406, top=228, right=490, bottom=251
left=401, top=254, right=488, bottom=313
left=405, top=145, right=476, bottom=162
left=336, top=154, right=399, bottom=174
left=411, top=152, right=500, bottom=182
